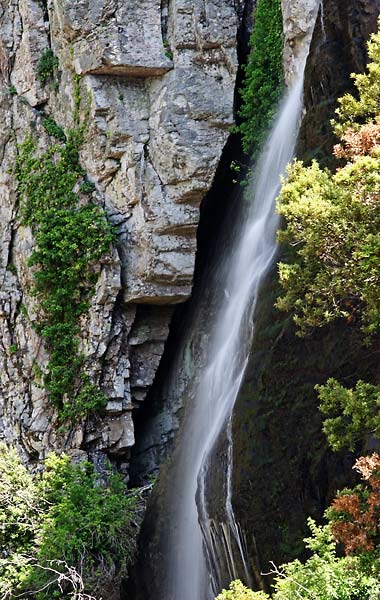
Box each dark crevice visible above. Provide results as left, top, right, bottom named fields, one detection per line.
left=160, top=0, right=170, bottom=42
left=128, top=0, right=253, bottom=485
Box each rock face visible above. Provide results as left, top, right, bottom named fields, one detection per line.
left=0, top=0, right=241, bottom=468
left=281, top=0, right=321, bottom=83
left=129, top=0, right=325, bottom=484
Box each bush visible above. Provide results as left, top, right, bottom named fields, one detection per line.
left=215, top=580, right=269, bottom=600
left=217, top=520, right=380, bottom=600
left=277, top=28, right=380, bottom=338
left=0, top=445, right=142, bottom=599
left=37, top=49, right=59, bottom=86
left=317, top=379, right=380, bottom=451
left=276, top=25, right=380, bottom=453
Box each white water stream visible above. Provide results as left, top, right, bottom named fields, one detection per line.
left=164, top=6, right=320, bottom=599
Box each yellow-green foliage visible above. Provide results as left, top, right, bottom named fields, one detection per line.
left=317, top=379, right=380, bottom=451
left=277, top=27, right=380, bottom=337
left=277, top=154, right=380, bottom=336
left=217, top=521, right=380, bottom=600
left=334, top=27, right=380, bottom=136
left=215, top=580, right=269, bottom=600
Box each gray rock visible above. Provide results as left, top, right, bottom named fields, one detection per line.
left=0, top=0, right=241, bottom=471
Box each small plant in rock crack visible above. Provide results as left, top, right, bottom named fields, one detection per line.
left=37, top=49, right=59, bottom=86
left=42, top=116, right=66, bottom=142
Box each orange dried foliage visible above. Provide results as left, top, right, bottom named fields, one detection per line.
left=355, top=453, right=380, bottom=485
left=330, top=453, right=380, bottom=555
left=333, top=123, right=380, bottom=161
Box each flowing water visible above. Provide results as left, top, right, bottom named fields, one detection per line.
left=163, top=5, right=320, bottom=599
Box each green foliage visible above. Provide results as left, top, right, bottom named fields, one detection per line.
left=16, top=123, right=114, bottom=421
left=37, top=49, right=59, bottom=86
left=277, top=155, right=380, bottom=336
left=79, top=179, right=96, bottom=194
left=237, top=0, right=284, bottom=155
left=219, top=521, right=380, bottom=600
left=215, top=580, right=269, bottom=600
left=277, top=29, right=380, bottom=337
left=0, top=445, right=142, bottom=599
left=9, top=85, right=17, bottom=96
left=333, top=27, right=380, bottom=138
left=276, top=26, right=380, bottom=453
left=42, top=117, right=66, bottom=142
left=316, top=379, right=380, bottom=451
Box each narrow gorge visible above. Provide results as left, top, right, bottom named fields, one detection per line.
left=1, top=0, right=380, bottom=599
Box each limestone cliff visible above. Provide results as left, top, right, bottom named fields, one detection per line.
left=0, top=0, right=243, bottom=468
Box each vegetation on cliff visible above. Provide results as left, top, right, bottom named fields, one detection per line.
left=217, top=455, right=380, bottom=600
left=0, top=444, right=141, bottom=599
left=16, top=82, right=114, bottom=422
left=276, top=27, right=380, bottom=449
left=237, top=0, right=284, bottom=154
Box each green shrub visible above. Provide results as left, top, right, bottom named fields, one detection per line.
left=42, top=117, right=66, bottom=142
left=0, top=445, right=142, bottom=599
left=216, top=521, right=380, bottom=600
left=237, top=0, right=284, bottom=155
left=276, top=26, right=380, bottom=455
left=277, top=28, right=380, bottom=338
left=316, top=379, right=380, bottom=451
left=276, top=156, right=380, bottom=336
left=215, top=580, right=269, bottom=599
left=37, top=49, right=59, bottom=86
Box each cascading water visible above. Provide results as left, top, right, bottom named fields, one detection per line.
left=163, top=4, right=321, bottom=599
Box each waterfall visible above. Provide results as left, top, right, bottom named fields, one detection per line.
left=162, top=4, right=321, bottom=599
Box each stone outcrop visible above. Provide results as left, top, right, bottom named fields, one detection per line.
left=281, top=0, right=321, bottom=83
left=0, top=0, right=242, bottom=467
left=129, top=0, right=326, bottom=483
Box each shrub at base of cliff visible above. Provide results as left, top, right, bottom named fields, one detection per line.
left=216, top=522, right=380, bottom=600
left=0, top=444, right=142, bottom=599
left=218, top=455, right=380, bottom=599
left=216, top=579, right=268, bottom=599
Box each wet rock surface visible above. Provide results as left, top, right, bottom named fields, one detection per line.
left=299, top=0, right=380, bottom=163
left=233, top=0, right=380, bottom=575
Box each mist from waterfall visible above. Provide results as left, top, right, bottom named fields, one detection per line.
left=163, top=4, right=321, bottom=599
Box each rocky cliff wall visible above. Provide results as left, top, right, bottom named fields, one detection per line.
left=0, top=0, right=243, bottom=469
